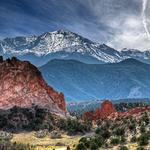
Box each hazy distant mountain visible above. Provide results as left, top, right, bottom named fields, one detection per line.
left=1, top=29, right=150, bottom=66
left=121, top=48, right=150, bottom=64
left=40, top=58, right=150, bottom=101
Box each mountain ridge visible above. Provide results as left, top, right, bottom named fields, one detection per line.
left=1, top=29, right=150, bottom=66
left=43, top=58, right=147, bottom=67
left=40, top=58, right=150, bottom=101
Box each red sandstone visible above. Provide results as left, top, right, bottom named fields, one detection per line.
left=83, top=100, right=150, bottom=121
left=0, top=57, right=67, bottom=116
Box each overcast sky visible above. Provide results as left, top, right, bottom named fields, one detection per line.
left=0, top=0, right=150, bottom=51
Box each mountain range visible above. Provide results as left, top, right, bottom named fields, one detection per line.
left=40, top=58, right=150, bottom=101
left=1, top=29, right=150, bottom=66
left=1, top=29, right=150, bottom=101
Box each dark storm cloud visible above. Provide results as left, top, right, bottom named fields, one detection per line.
left=0, top=0, right=99, bottom=37
left=0, top=0, right=150, bottom=50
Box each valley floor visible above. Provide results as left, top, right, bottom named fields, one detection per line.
left=11, top=132, right=150, bottom=150
left=11, top=131, right=80, bottom=150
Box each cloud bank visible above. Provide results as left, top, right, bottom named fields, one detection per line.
left=0, top=0, right=150, bottom=51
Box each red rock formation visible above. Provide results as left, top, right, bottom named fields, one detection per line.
left=0, top=57, right=67, bottom=116
left=83, top=111, right=95, bottom=121
left=83, top=100, right=150, bottom=121
left=118, top=106, right=150, bottom=118
left=83, top=100, right=116, bottom=121
left=95, top=100, right=116, bottom=119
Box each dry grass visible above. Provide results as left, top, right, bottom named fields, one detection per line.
left=34, top=146, right=66, bottom=150
left=11, top=132, right=150, bottom=150
left=11, top=131, right=80, bottom=150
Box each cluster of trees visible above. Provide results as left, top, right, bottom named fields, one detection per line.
left=75, top=111, right=150, bottom=150
left=114, top=102, right=147, bottom=112
left=0, top=105, right=54, bottom=131
left=75, top=136, right=104, bottom=150
left=57, top=118, right=92, bottom=135
left=75, top=136, right=129, bottom=150
left=0, top=105, right=93, bottom=136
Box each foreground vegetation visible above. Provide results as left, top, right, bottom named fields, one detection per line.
left=0, top=105, right=91, bottom=135
left=0, top=103, right=149, bottom=150
left=75, top=111, right=150, bottom=150
left=0, top=140, right=33, bottom=150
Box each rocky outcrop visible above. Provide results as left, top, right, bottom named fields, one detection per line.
left=83, top=100, right=116, bottom=121
left=0, top=131, right=13, bottom=141
left=117, top=106, right=150, bottom=118
left=83, top=100, right=150, bottom=121
left=35, top=129, right=48, bottom=138
left=95, top=100, right=116, bottom=119
left=51, top=130, right=62, bottom=139
left=0, top=56, right=67, bottom=116
left=83, top=111, right=95, bottom=121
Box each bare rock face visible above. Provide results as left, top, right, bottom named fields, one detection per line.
left=0, top=57, right=67, bottom=116
left=83, top=100, right=116, bottom=121
left=83, top=100, right=150, bottom=121
left=83, top=111, right=94, bottom=121
left=95, top=100, right=116, bottom=119
left=118, top=106, right=150, bottom=118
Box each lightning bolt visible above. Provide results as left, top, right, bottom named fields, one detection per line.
left=142, top=0, right=150, bottom=38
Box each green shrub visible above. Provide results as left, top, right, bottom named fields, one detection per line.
left=136, top=147, right=145, bottom=150
left=57, top=119, right=67, bottom=130
left=93, top=136, right=103, bottom=147
left=142, top=112, right=149, bottom=125
left=79, top=137, right=87, bottom=143
left=138, top=133, right=149, bottom=146
left=130, top=136, right=137, bottom=143
left=78, top=135, right=104, bottom=150
left=95, top=127, right=102, bottom=134
left=129, top=123, right=136, bottom=132
left=75, top=142, right=87, bottom=150
left=101, top=130, right=111, bottom=139
left=58, top=119, right=91, bottom=135
left=67, top=146, right=71, bottom=150
left=140, top=125, right=146, bottom=133
left=110, top=138, right=120, bottom=145
left=120, top=136, right=126, bottom=144
left=83, top=140, right=91, bottom=148
left=90, top=141, right=99, bottom=150
left=114, top=128, right=125, bottom=136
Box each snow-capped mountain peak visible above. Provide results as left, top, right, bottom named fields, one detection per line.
left=0, top=29, right=96, bottom=56
left=1, top=29, right=150, bottom=66
left=0, top=29, right=121, bottom=62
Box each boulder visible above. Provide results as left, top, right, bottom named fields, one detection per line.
left=0, top=131, right=13, bottom=141
left=51, top=131, right=62, bottom=139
